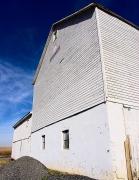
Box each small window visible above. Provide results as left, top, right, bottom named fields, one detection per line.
left=63, top=130, right=69, bottom=149
left=53, top=30, right=57, bottom=42
left=42, top=135, right=45, bottom=149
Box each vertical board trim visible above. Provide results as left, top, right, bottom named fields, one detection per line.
left=124, top=136, right=132, bottom=180
left=95, top=7, right=107, bottom=101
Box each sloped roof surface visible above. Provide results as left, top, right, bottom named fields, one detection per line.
left=32, top=2, right=139, bottom=85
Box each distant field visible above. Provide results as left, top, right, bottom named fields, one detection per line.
left=0, top=147, right=12, bottom=157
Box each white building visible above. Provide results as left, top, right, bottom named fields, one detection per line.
left=12, top=3, right=139, bottom=180
left=12, top=112, right=32, bottom=159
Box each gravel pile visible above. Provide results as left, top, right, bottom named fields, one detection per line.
left=0, top=156, right=95, bottom=180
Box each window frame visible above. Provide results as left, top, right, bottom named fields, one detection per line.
left=42, top=135, right=45, bottom=150
left=62, top=130, right=69, bottom=150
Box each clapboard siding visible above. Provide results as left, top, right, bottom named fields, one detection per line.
left=97, top=9, right=139, bottom=107
left=32, top=8, right=105, bottom=132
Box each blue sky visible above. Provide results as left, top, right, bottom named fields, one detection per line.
left=0, top=0, right=139, bottom=146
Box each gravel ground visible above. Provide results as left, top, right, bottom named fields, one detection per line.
left=0, top=156, right=95, bottom=180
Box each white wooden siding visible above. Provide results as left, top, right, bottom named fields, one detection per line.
left=13, top=116, right=32, bottom=142
left=12, top=115, right=32, bottom=159
left=32, top=8, right=105, bottom=132
left=97, top=9, right=139, bottom=107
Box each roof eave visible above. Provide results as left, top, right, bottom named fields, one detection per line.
left=53, top=3, right=95, bottom=27
left=32, top=27, right=53, bottom=85
left=13, top=111, right=32, bottom=129
left=94, top=2, right=139, bottom=31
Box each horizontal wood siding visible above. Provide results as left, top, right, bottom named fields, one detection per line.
left=97, top=9, right=139, bottom=107
left=32, top=8, right=104, bottom=132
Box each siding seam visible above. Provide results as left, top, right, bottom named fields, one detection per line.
left=107, top=99, right=139, bottom=109
left=32, top=102, right=105, bottom=133
left=13, top=136, right=31, bottom=143
left=95, top=7, right=107, bottom=101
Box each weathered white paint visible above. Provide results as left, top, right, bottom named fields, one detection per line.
left=123, top=106, right=139, bottom=179
left=12, top=113, right=32, bottom=159
left=12, top=138, right=31, bottom=159
left=106, top=102, right=128, bottom=180
left=12, top=141, right=21, bottom=159
left=97, top=9, right=139, bottom=108
left=107, top=101, right=139, bottom=180
left=31, top=103, right=113, bottom=180
left=32, top=7, right=105, bottom=132
left=96, top=9, right=139, bottom=179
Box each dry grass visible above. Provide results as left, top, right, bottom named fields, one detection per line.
left=48, top=169, right=68, bottom=175
left=0, top=159, right=11, bottom=167
left=0, top=147, right=12, bottom=157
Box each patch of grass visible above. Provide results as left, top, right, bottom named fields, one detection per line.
left=0, top=147, right=12, bottom=157
left=0, top=159, right=11, bottom=167
left=48, top=169, right=68, bottom=175
left=41, top=169, right=68, bottom=180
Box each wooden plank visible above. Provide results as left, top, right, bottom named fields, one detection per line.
left=124, top=136, right=132, bottom=180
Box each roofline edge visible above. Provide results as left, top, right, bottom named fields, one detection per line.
left=32, top=2, right=139, bottom=85
left=13, top=111, right=32, bottom=129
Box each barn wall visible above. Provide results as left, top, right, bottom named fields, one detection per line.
left=13, top=115, right=32, bottom=142
left=31, top=103, right=113, bottom=180
left=97, top=8, right=139, bottom=107
left=12, top=141, right=21, bottom=159
left=106, top=102, right=128, bottom=180
left=12, top=115, right=32, bottom=159
left=123, top=106, right=139, bottom=179
left=12, top=138, right=31, bottom=159
left=32, top=7, right=105, bottom=132
left=107, top=101, right=139, bottom=180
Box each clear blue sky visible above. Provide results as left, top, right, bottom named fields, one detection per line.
left=0, top=0, right=139, bottom=146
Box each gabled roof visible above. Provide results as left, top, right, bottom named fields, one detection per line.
left=32, top=2, right=139, bottom=85
left=13, top=111, right=32, bottom=129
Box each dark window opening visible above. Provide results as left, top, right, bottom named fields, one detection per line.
left=53, top=30, right=58, bottom=42
left=63, top=130, right=69, bottom=149
left=42, top=135, right=45, bottom=149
